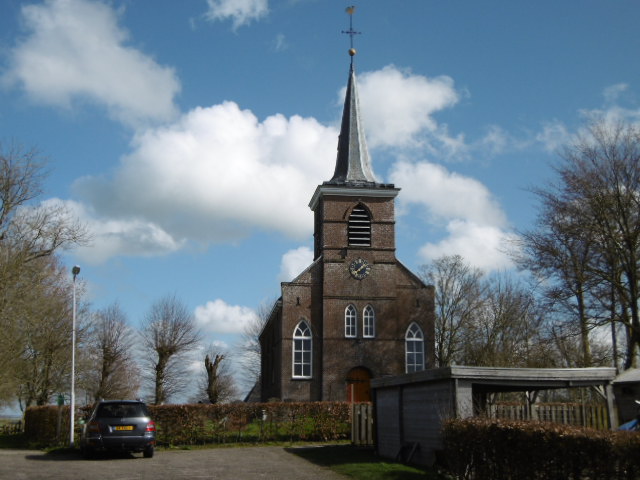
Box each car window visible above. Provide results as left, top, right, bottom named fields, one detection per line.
left=96, top=403, right=148, bottom=418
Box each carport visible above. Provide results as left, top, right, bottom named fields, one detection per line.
left=371, top=366, right=618, bottom=467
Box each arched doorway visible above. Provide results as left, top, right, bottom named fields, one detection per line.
left=346, top=367, right=372, bottom=402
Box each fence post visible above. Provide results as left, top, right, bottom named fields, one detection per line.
left=351, top=403, right=357, bottom=445
left=351, top=403, right=374, bottom=447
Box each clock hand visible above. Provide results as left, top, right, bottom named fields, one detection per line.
left=356, top=263, right=368, bottom=274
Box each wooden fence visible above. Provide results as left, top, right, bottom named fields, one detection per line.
left=490, top=403, right=610, bottom=430
left=351, top=403, right=374, bottom=446
left=352, top=401, right=610, bottom=448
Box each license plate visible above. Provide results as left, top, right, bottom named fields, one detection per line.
left=115, top=426, right=134, bottom=431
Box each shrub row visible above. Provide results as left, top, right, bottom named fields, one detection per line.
left=23, top=405, right=80, bottom=447
left=442, top=418, right=640, bottom=480
left=24, top=402, right=354, bottom=447
left=150, top=402, right=351, bottom=446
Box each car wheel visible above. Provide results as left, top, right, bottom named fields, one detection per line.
left=143, top=445, right=154, bottom=458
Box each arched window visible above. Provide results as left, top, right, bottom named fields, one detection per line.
left=345, top=304, right=357, bottom=338
left=363, top=305, right=375, bottom=338
left=405, top=323, right=425, bottom=373
left=293, top=321, right=312, bottom=378
left=348, top=204, right=371, bottom=247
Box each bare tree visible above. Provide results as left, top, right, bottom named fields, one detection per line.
left=141, top=295, right=201, bottom=405
left=0, top=142, right=46, bottom=237
left=516, top=198, right=599, bottom=367
left=0, top=142, right=87, bottom=267
left=419, top=255, right=486, bottom=367
left=85, top=302, right=140, bottom=401
left=9, top=257, right=88, bottom=409
left=191, top=345, right=237, bottom=404
left=461, top=273, right=553, bottom=368
left=420, top=255, right=555, bottom=369
left=518, top=119, right=640, bottom=369
left=237, top=300, right=272, bottom=393
left=0, top=142, right=87, bottom=404
left=205, top=353, right=225, bottom=403
left=572, top=121, right=640, bottom=369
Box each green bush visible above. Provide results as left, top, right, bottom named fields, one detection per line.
left=442, top=418, right=640, bottom=480
left=24, top=402, right=355, bottom=448
left=149, top=402, right=352, bottom=446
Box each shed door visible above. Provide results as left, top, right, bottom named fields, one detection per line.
left=346, top=367, right=372, bottom=402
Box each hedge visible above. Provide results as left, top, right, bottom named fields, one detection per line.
left=24, top=402, right=354, bottom=447
left=442, top=417, right=640, bottom=480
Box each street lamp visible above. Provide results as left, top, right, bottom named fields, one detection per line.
left=70, top=265, right=80, bottom=448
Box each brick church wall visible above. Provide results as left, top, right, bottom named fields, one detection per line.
left=259, top=190, right=436, bottom=402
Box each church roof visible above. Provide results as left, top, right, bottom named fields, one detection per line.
left=327, top=62, right=377, bottom=186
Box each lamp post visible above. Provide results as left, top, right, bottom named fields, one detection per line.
left=70, top=265, right=80, bottom=448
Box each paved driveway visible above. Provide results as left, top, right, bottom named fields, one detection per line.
left=1, top=446, right=346, bottom=480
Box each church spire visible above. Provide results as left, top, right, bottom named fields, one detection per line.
left=327, top=7, right=377, bottom=186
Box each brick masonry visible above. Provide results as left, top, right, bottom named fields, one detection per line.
left=260, top=186, right=435, bottom=402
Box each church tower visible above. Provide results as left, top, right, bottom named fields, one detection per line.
left=259, top=14, right=435, bottom=402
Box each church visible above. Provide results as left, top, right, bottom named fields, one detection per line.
left=259, top=47, right=436, bottom=403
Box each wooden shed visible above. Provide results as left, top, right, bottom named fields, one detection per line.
left=370, top=366, right=618, bottom=467
left=613, top=368, right=640, bottom=424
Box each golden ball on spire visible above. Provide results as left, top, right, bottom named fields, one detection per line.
left=349, top=48, right=357, bottom=56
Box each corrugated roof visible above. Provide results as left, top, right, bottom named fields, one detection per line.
left=614, top=368, right=640, bottom=384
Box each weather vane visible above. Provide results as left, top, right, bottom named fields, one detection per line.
left=342, top=6, right=361, bottom=57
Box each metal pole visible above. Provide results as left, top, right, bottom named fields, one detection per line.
left=70, top=266, right=80, bottom=447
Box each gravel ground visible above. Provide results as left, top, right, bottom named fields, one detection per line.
left=0, top=445, right=347, bottom=480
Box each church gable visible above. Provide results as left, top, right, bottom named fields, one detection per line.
left=286, top=256, right=322, bottom=285
left=396, top=260, right=430, bottom=288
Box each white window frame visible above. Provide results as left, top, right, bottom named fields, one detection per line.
left=345, top=304, right=357, bottom=338
left=405, top=322, right=425, bottom=373
left=363, top=305, right=375, bottom=338
left=292, top=321, right=312, bottom=379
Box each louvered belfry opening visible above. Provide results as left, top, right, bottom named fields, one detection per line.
left=348, top=204, right=371, bottom=247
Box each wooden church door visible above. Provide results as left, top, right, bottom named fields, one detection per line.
left=346, top=367, right=372, bottom=402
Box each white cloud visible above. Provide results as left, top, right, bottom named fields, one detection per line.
left=390, top=160, right=507, bottom=227
left=205, top=0, right=269, bottom=29
left=29, top=59, right=474, bottom=264
left=272, top=33, right=288, bottom=52
left=603, top=83, right=628, bottom=105
left=390, top=160, right=514, bottom=271
left=536, top=120, right=571, bottom=153
left=12, top=197, right=182, bottom=265
left=419, top=220, right=516, bottom=271
left=478, top=125, right=510, bottom=156
left=3, top=0, right=180, bottom=127
left=42, top=198, right=182, bottom=265
left=536, top=84, right=640, bottom=154
left=73, top=101, right=336, bottom=261
left=278, top=246, right=313, bottom=282
left=356, top=65, right=463, bottom=155
left=194, top=299, right=259, bottom=334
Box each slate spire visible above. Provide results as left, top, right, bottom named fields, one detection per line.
left=328, top=61, right=377, bottom=185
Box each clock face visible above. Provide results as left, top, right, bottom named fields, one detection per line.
left=349, top=258, right=371, bottom=280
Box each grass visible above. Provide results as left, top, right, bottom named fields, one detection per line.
left=287, top=444, right=450, bottom=480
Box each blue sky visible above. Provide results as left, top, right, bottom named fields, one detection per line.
left=1, top=0, right=639, bottom=391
